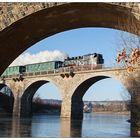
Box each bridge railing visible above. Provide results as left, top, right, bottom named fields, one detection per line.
left=1, top=64, right=116, bottom=80
left=0, top=64, right=132, bottom=79
left=0, top=64, right=114, bottom=79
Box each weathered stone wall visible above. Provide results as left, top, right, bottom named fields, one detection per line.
left=0, top=2, right=140, bottom=31
left=0, top=2, right=64, bottom=30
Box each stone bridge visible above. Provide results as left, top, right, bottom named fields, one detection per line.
left=0, top=67, right=134, bottom=117
left=0, top=67, right=140, bottom=137
left=0, top=2, right=140, bottom=137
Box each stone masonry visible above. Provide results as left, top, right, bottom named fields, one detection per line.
left=0, top=2, right=140, bottom=137
left=0, top=3, right=140, bottom=76
left=0, top=3, right=140, bottom=31
left=0, top=67, right=140, bottom=137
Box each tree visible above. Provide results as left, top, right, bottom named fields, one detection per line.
left=116, top=48, right=140, bottom=71
left=116, top=18, right=140, bottom=71
left=33, top=94, right=42, bottom=104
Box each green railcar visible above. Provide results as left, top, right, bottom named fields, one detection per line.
left=1, top=66, right=26, bottom=77
left=25, top=61, right=63, bottom=73
left=1, top=61, right=63, bottom=77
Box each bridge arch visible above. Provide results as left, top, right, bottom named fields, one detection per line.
left=21, top=79, right=62, bottom=117
left=0, top=3, right=140, bottom=74
left=71, top=75, right=130, bottom=119
left=0, top=83, right=14, bottom=114
left=0, top=83, right=14, bottom=96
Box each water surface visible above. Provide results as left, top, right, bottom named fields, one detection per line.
left=0, top=112, right=130, bottom=138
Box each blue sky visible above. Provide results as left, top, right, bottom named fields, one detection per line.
left=26, top=28, right=119, bottom=67
left=23, top=27, right=130, bottom=101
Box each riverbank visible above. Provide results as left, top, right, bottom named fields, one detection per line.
left=93, top=111, right=130, bottom=115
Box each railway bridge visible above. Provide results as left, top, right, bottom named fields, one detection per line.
left=0, top=66, right=140, bottom=136
left=0, top=2, right=140, bottom=137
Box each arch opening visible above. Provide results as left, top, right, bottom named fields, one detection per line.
left=71, top=76, right=109, bottom=119
left=21, top=80, right=62, bottom=117
left=0, top=84, right=14, bottom=115
left=32, top=82, right=62, bottom=116
left=71, top=76, right=131, bottom=137
left=71, top=76, right=130, bottom=119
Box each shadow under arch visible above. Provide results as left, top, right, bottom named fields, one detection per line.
left=71, top=76, right=112, bottom=119
left=20, top=80, right=62, bottom=117
left=0, top=3, right=140, bottom=74
left=21, top=80, right=47, bottom=117
left=0, top=84, right=14, bottom=114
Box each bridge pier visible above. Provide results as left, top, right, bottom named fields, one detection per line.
left=61, top=96, right=71, bottom=118
left=6, top=81, right=24, bottom=118
left=61, top=99, right=84, bottom=119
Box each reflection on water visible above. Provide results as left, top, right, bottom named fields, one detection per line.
left=0, top=112, right=130, bottom=138
left=70, top=119, right=83, bottom=137
left=11, top=117, right=32, bottom=137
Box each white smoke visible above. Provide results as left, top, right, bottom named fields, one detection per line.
left=10, top=50, right=68, bottom=66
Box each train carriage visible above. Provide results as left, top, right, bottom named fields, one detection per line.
left=1, top=66, right=25, bottom=77
left=25, top=61, right=63, bottom=73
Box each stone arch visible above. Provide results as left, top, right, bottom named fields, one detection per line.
left=0, top=83, right=14, bottom=113
left=0, top=3, right=140, bottom=74
left=24, top=77, right=62, bottom=93
left=0, top=83, right=14, bottom=97
left=21, top=79, right=62, bottom=117
left=71, top=76, right=109, bottom=119
left=0, top=84, right=6, bottom=91
left=71, top=75, right=129, bottom=119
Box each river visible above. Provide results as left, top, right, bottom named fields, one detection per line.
left=0, top=112, right=130, bottom=138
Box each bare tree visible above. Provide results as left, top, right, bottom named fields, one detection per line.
left=33, top=94, right=42, bottom=104
left=116, top=18, right=140, bottom=71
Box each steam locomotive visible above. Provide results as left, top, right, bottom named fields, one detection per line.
left=63, top=53, right=104, bottom=67
left=1, top=53, right=104, bottom=77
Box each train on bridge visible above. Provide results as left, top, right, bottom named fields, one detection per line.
left=1, top=53, right=104, bottom=77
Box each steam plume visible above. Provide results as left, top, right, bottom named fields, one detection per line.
left=10, top=50, right=68, bottom=66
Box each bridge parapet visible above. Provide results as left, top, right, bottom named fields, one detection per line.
left=0, top=66, right=139, bottom=81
